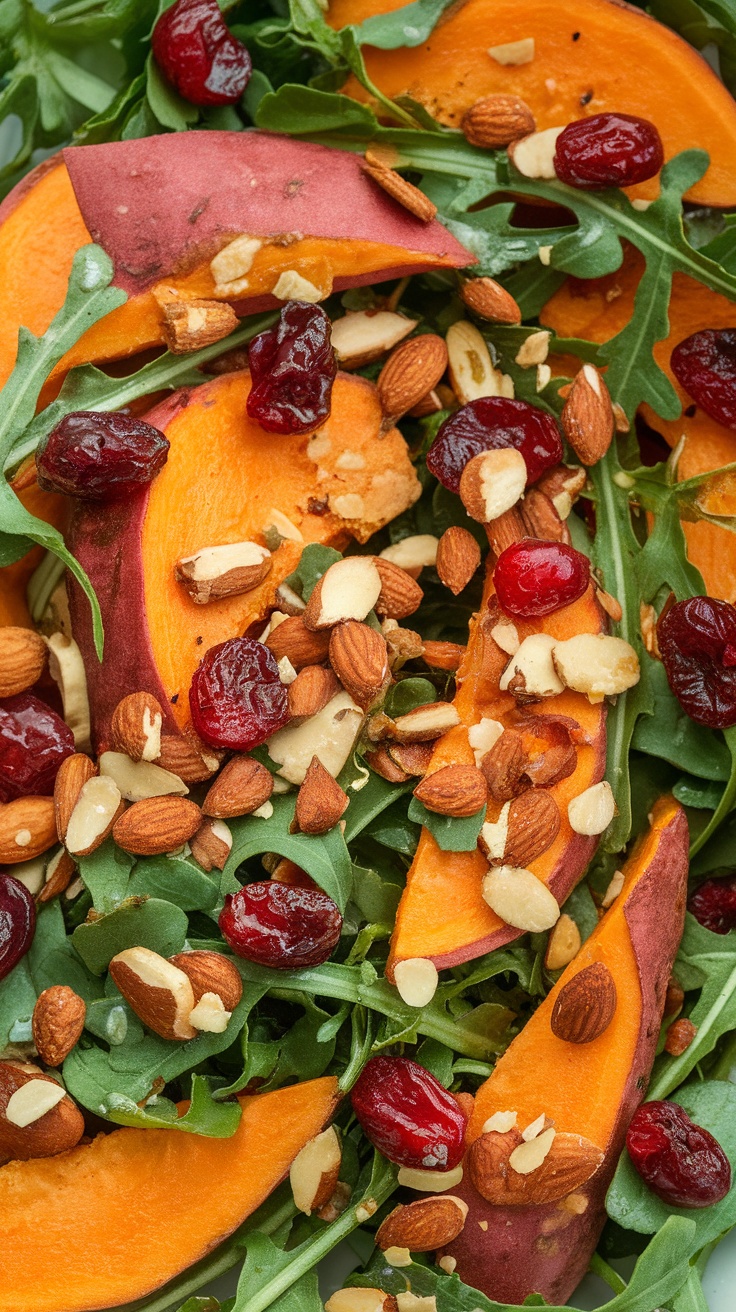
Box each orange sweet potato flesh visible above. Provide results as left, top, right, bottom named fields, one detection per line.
left=387, top=559, right=606, bottom=975
left=0, top=1076, right=339, bottom=1312
left=67, top=369, right=420, bottom=749
left=327, top=0, right=736, bottom=205
left=543, top=248, right=736, bottom=600
left=444, top=796, right=689, bottom=1305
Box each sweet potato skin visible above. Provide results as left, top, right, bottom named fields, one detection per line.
left=443, top=799, right=689, bottom=1305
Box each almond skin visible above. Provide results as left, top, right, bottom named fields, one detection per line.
left=422, top=640, right=466, bottom=671
left=387, top=741, right=435, bottom=777
left=162, top=298, right=238, bottom=353
left=54, top=752, right=97, bottom=842
left=32, top=986, right=86, bottom=1067
left=0, top=1062, right=85, bottom=1160
left=363, top=154, right=437, bottom=223
left=414, top=763, right=488, bottom=818
left=436, top=526, right=481, bottom=595
left=265, top=616, right=332, bottom=670
left=329, top=622, right=389, bottom=708
left=157, top=731, right=222, bottom=783
left=109, top=947, right=197, bottom=1041
left=377, top=334, right=448, bottom=422
left=487, top=505, right=527, bottom=556
left=190, top=817, right=232, bottom=872
left=373, top=557, right=424, bottom=620
left=112, top=796, right=203, bottom=856
left=37, top=849, right=77, bottom=904
left=202, top=756, right=273, bottom=819
left=461, top=93, right=536, bottom=149
left=110, top=691, right=164, bottom=762
left=460, top=275, right=522, bottom=324
left=288, top=666, right=340, bottom=719
left=0, top=797, right=57, bottom=864
left=551, top=961, right=618, bottom=1044
left=481, top=729, right=526, bottom=802
left=376, top=1195, right=468, bottom=1252
left=468, top=1127, right=604, bottom=1206
left=168, top=950, right=243, bottom=1011
left=504, top=790, right=561, bottom=867
left=295, top=756, right=349, bottom=835
left=365, top=746, right=412, bottom=784
left=0, top=627, right=47, bottom=697
left=561, top=363, right=614, bottom=466
left=521, top=488, right=571, bottom=544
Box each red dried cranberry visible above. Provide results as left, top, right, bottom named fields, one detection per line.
left=152, top=0, right=251, bottom=106
left=0, top=693, right=75, bottom=803
left=426, top=398, right=562, bottom=493
left=351, top=1055, right=468, bottom=1170
left=37, top=412, right=169, bottom=501
left=626, top=1101, right=731, bottom=1208
left=0, top=875, right=36, bottom=982
left=553, top=113, right=664, bottom=189
left=189, top=637, right=290, bottom=750
left=671, top=330, right=736, bottom=430
left=219, top=881, right=342, bottom=967
left=494, top=539, right=590, bottom=619
left=247, top=302, right=337, bottom=435
left=688, top=877, right=736, bottom=934
left=658, top=597, right=736, bottom=729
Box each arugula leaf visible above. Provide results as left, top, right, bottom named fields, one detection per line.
left=407, top=796, right=486, bottom=851
left=224, top=795, right=353, bottom=911
left=128, top=856, right=219, bottom=913
left=77, top=839, right=134, bottom=913
left=353, top=0, right=457, bottom=48
left=105, top=1073, right=242, bottom=1137
left=71, top=896, right=188, bottom=974
left=0, top=957, right=38, bottom=1054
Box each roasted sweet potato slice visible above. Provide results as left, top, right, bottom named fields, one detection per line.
left=327, top=0, right=736, bottom=205
left=387, top=557, right=606, bottom=974
left=443, top=796, right=689, bottom=1304
left=67, top=369, right=420, bottom=752
left=0, top=1076, right=339, bottom=1312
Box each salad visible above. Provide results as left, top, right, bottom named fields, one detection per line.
left=2, top=0, right=736, bottom=1310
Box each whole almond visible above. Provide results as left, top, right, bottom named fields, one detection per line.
left=112, top=795, right=203, bottom=856
left=377, top=334, right=448, bottom=422
left=0, top=627, right=47, bottom=697
left=295, top=756, right=349, bottom=835
left=481, top=729, right=525, bottom=802
left=468, top=1127, right=604, bottom=1206
left=414, top=763, right=488, bottom=818
left=32, top=986, right=86, bottom=1067
left=376, top=1195, right=468, bottom=1252
left=169, top=950, right=243, bottom=1011
left=363, top=155, right=437, bottom=223
left=460, top=276, right=521, bottom=325
left=504, top=790, right=561, bottom=867
left=421, top=640, right=466, bottom=671
left=461, top=93, right=536, bottom=149
left=521, top=488, right=571, bottom=544
left=203, top=756, right=273, bottom=819
left=158, top=730, right=222, bottom=783
left=436, top=527, right=481, bottom=595
left=561, top=364, right=614, bottom=466
left=0, top=1062, right=85, bottom=1160
left=329, top=622, right=389, bottom=708
left=162, top=298, right=238, bottom=353
left=54, top=753, right=97, bottom=842
left=551, top=961, right=618, bottom=1044
left=373, top=557, right=423, bottom=620
left=0, top=797, right=57, bottom=864
left=288, top=666, right=340, bottom=718
left=110, top=692, right=164, bottom=762
left=265, top=616, right=331, bottom=669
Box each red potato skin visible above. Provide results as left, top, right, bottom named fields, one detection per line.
left=61, top=131, right=473, bottom=303
left=442, top=802, right=689, bottom=1305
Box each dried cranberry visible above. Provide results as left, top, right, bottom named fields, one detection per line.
left=0, top=694, right=74, bottom=803
left=671, top=330, right=736, bottom=430
left=658, top=597, right=736, bottom=729
left=554, top=113, right=664, bottom=189
left=626, top=1101, right=731, bottom=1208
left=152, top=0, right=251, bottom=106
left=351, top=1055, right=468, bottom=1170
left=688, top=877, right=736, bottom=934
left=189, top=637, right=290, bottom=750
left=494, top=539, right=590, bottom=619
left=426, top=398, right=562, bottom=493
left=247, top=302, right=337, bottom=435
left=219, top=881, right=342, bottom=968
left=37, top=412, right=169, bottom=501
left=0, top=875, right=36, bottom=982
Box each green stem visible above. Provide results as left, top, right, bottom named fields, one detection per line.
left=589, top=1253, right=627, bottom=1297
left=689, top=726, right=736, bottom=856
left=338, top=1005, right=374, bottom=1092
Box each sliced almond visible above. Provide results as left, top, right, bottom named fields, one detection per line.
left=366, top=746, right=412, bottom=784
left=436, top=526, right=481, bottom=595
left=552, top=633, right=640, bottom=700
left=295, top=756, right=349, bottom=835
left=31, top=986, right=86, bottom=1067
left=551, top=961, right=617, bottom=1044
left=391, top=702, right=461, bottom=743
left=393, top=958, right=439, bottom=1008
left=459, top=448, right=527, bottom=524
left=413, top=763, right=487, bottom=818
left=112, top=795, right=203, bottom=856
left=446, top=320, right=513, bottom=404
left=67, top=777, right=124, bottom=859
left=54, top=753, right=97, bottom=843
left=99, top=751, right=189, bottom=802
left=288, top=665, right=340, bottom=719
left=203, top=756, right=273, bottom=819
left=325, top=1291, right=397, bottom=1312
left=377, top=1196, right=468, bottom=1253
left=397, top=1163, right=464, bottom=1192
left=45, top=633, right=91, bottom=751
left=303, top=557, right=382, bottom=631
left=265, top=615, right=332, bottom=670
left=461, top=93, right=535, bottom=150
left=482, top=865, right=560, bottom=932
left=380, top=535, right=439, bottom=575
left=110, top=692, right=164, bottom=763
left=0, top=1062, right=84, bottom=1159
left=267, top=691, right=363, bottom=785
left=561, top=364, right=615, bottom=466
left=515, top=330, right=550, bottom=368
left=290, top=1125, right=342, bottom=1214
left=499, top=633, right=565, bottom=701
left=0, top=796, right=59, bottom=864
left=169, top=950, right=243, bottom=1011
left=0, top=626, right=47, bottom=697
left=488, top=37, right=535, bottom=65
left=109, top=947, right=197, bottom=1041
left=190, top=817, right=232, bottom=872
left=175, top=541, right=271, bottom=604
left=567, top=781, right=616, bottom=836
left=331, top=310, right=417, bottom=369
left=460, top=276, right=521, bottom=324
left=509, top=127, right=564, bottom=179
left=162, top=299, right=238, bottom=353
left=545, top=913, right=581, bottom=971
left=329, top=622, right=389, bottom=709
left=378, top=334, right=448, bottom=422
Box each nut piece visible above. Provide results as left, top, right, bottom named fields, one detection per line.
left=500, top=633, right=565, bottom=701
left=45, top=632, right=91, bottom=751
left=536, top=464, right=587, bottom=520
left=482, top=865, right=560, bottom=932
left=265, top=615, right=332, bottom=670
left=561, top=364, right=615, bottom=466
left=267, top=691, right=363, bottom=785
left=413, top=764, right=487, bottom=818
left=366, top=746, right=412, bottom=784
left=508, top=127, right=564, bottom=179
left=481, top=728, right=525, bottom=801
left=393, top=957, right=439, bottom=1008
left=0, top=626, right=47, bottom=696
left=203, top=756, right=273, bottom=818
left=0, top=1062, right=85, bottom=1160
left=110, top=692, right=164, bottom=762
left=380, top=535, right=439, bottom=575
left=290, top=1124, right=342, bottom=1214
left=422, top=640, right=466, bottom=672
left=391, top=702, right=461, bottom=743
left=162, top=298, right=238, bottom=353
left=175, top=541, right=272, bottom=604
left=552, top=633, right=640, bottom=701
left=331, top=310, right=417, bottom=368
left=567, top=781, right=616, bottom=836
left=461, top=94, right=536, bottom=150
left=468, top=1126, right=603, bottom=1206
left=99, top=751, right=189, bottom=802
left=329, top=622, right=389, bottom=708
left=446, top=320, right=513, bottom=405
left=436, top=527, right=481, bottom=595
left=551, top=962, right=618, bottom=1044
left=488, top=36, right=535, bottom=65
left=460, top=276, right=521, bottom=325
left=545, top=914, right=582, bottom=971
left=377, top=1195, right=468, bottom=1252
left=109, top=946, right=197, bottom=1041
left=190, top=817, right=233, bottom=871
left=388, top=742, right=434, bottom=777
left=664, top=1017, right=697, bottom=1056
left=54, top=753, right=97, bottom=842
left=288, top=666, right=340, bottom=719
left=521, top=487, right=570, bottom=544
left=295, top=756, right=349, bottom=835
left=397, top=1164, right=464, bottom=1192
left=325, top=1292, right=397, bottom=1312
left=363, top=154, right=437, bottom=223
left=304, top=557, right=382, bottom=630
left=378, top=334, right=448, bottom=422
left=169, top=950, right=243, bottom=1011
left=373, top=557, right=424, bottom=620
left=37, top=848, right=77, bottom=904
left=112, top=795, right=203, bottom=856
left=459, top=448, right=527, bottom=524
left=32, top=986, right=86, bottom=1067
left=0, top=796, right=58, bottom=864
left=158, top=730, right=222, bottom=783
